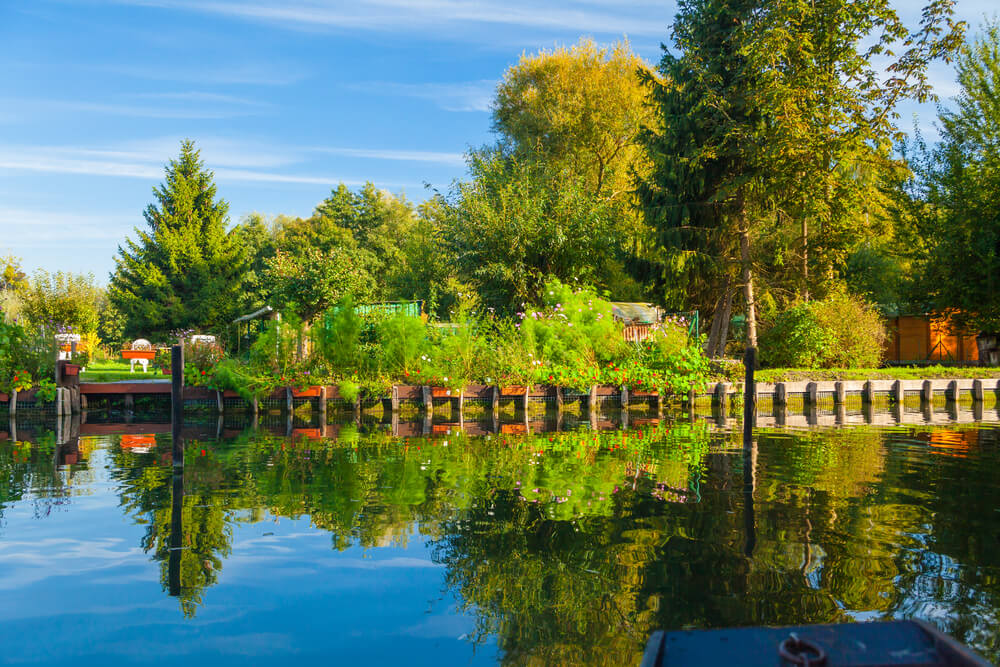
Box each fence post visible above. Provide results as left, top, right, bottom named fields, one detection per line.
left=892, top=380, right=903, bottom=403
left=834, top=381, right=846, bottom=405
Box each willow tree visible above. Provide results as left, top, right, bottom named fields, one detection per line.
left=110, top=140, right=247, bottom=338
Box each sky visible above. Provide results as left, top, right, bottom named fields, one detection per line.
left=0, top=0, right=995, bottom=281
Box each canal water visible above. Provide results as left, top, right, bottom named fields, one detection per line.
left=1, top=417, right=998, bottom=665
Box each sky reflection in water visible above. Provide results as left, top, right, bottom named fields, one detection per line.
left=1, top=417, right=999, bottom=665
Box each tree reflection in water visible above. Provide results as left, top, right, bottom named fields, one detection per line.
left=2, top=419, right=998, bottom=663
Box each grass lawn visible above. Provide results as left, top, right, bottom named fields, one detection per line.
left=80, top=359, right=169, bottom=383
left=753, top=365, right=1000, bottom=383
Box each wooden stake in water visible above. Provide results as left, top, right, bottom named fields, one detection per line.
left=743, top=346, right=757, bottom=557
left=171, top=344, right=184, bottom=466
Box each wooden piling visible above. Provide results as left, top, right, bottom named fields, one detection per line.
left=713, top=382, right=729, bottom=411
left=774, top=382, right=787, bottom=406
left=972, top=379, right=985, bottom=402
left=589, top=385, right=598, bottom=414
left=170, top=344, right=184, bottom=467
left=124, top=393, right=134, bottom=412
left=215, top=390, right=224, bottom=414
left=422, top=385, right=432, bottom=415
left=743, top=347, right=757, bottom=440
left=492, top=386, right=499, bottom=415
left=286, top=387, right=293, bottom=415
left=946, top=380, right=959, bottom=402
left=892, top=380, right=903, bottom=403
left=555, top=386, right=564, bottom=412
left=834, top=381, right=846, bottom=405
left=805, top=382, right=818, bottom=406
left=921, top=380, right=933, bottom=403
left=319, top=386, right=328, bottom=425
left=391, top=385, right=400, bottom=413
left=862, top=380, right=874, bottom=404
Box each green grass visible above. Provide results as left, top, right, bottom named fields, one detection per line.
left=80, top=359, right=169, bottom=383
left=751, top=365, right=1000, bottom=383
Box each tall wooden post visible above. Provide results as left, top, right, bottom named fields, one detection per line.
left=168, top=464, right=184, bottom=597
left=170, top=344, right=184, bottom=467
left=743, top=346, right=757, bottom=558
left=319, top=386, right=328, bottom=425
left=422, top=385, right=432, bottom=416
left=743, top=347, right=756, bottom=443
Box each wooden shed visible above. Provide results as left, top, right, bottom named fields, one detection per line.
left=883, top=315, right=979, bottom=363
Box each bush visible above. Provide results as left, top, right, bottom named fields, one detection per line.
left=760, top=292, right=887, bottom=369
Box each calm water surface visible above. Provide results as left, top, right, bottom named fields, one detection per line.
left=1, top=417, right=999, bottom=665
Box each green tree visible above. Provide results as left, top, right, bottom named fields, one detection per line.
left=494, top=38, right=654, bottom=202
left=640, top=0, right=963, bottom=348
left=447, top=151, right=627, bottom=313
left=263, top=246, right=374, bottom=322
left=921, top=23, right=1000, bottom=338
left=20, top=270, right=104, bottom=334
left=110, top=140, right=247, bottom=339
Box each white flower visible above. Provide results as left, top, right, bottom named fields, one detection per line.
left=443, top=376, right=449, bottom=381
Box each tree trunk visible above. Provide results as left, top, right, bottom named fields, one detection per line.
left=706, top=279, right=734, bottom=358
left=801, top=217, right=809, bottom=302
left=706, top=281, right=726, bottom=357
left=739, top=227, right=758, bottom=348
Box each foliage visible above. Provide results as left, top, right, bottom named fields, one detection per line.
left=447, top=152, right=627, bottom=313
left=264, top=246, right=373, bottom=322
left=638, top=0, right=964, bottom=347
left=760, top=292, right=887, bottom=368
left=97, top=296, right=127, bottom=351
left=183, top=341, right=225, bottom=387
left=20, top=270, right=103, bottom=334
left=493, top=37, right=654, bottom=203
left=313, top=296, right=364, bottom=376
left=375, top=313, right=427, bottom=379
left=110, top=140, right=248, bottom=339
left=918, top=23, right=1000, bottom=333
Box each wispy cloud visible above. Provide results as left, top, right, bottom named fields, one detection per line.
left=5, top=95, right=269, bottom=120
left=0, top=138, right=459, bottom=187
left=0, top=146, right=359, bottom=186
left=86, top=62, right=309, bottom=86
left=111, top=0, right=672, bottom=37
left=349, top=80, right=495, bottom=113
left=0, top=208, right=134, bottom=246
left=309, top=146, right=465, bottom=166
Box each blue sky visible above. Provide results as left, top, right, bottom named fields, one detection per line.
left=0, top=0, right=993, bottom=280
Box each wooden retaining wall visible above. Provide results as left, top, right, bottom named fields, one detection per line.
left=3, top=378, right=999, bottom=419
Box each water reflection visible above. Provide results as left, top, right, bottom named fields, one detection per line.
left=1, top=414, right=999, bottom=664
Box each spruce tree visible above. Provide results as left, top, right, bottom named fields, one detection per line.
left=110, top=140, right=247, bottom=339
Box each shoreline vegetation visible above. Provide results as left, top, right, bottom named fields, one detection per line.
left=4, top=11, right=1000, bottom=405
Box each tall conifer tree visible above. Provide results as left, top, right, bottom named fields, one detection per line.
left=110, top=140, right=247, bottom=338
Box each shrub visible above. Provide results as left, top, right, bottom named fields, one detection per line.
left=314, top=296, right=364, bottom=376
left=760, top=292, right=887, bottom=369
left=376, top=313, right=427, bottom=379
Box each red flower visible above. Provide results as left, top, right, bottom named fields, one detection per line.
left=201, top=370, right=206, bottom=375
